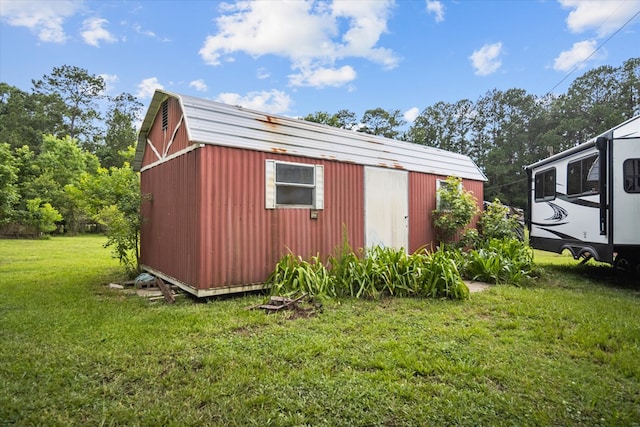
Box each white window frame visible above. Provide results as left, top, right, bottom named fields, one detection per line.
left=265, top=160, right=324, bottom=209
left=436, top=178, right=462, bottom=210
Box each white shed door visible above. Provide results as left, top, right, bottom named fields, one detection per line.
left=364, top=166, right=409, bottom=250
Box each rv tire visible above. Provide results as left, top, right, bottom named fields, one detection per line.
left=613, top=255, right=640, bottom=277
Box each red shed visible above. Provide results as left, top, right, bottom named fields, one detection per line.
left=133, top=90, right=487, bottom=297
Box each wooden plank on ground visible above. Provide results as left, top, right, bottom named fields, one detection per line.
left=155, top=277, right=175, bottom=304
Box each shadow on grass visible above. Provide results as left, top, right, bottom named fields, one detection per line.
left=541, top=262, right=640, bottom=293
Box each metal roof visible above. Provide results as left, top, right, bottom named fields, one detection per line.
left=134, top=90, right=488, bottom=181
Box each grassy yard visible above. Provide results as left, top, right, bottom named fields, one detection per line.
left=1, top=236, right=639, bottom=426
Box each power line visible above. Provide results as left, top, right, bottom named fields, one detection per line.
left=544, top=7, right=640, bottom=97
left=485, top=177, right=528, bottom=192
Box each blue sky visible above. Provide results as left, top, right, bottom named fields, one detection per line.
left=1, top=0, right=639, bottom=123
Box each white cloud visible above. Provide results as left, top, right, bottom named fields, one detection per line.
left=553, top=39, right=604, bottom=71
left=136, top=77, right=164, bottom=99
left=288, top=65, right=356, bottom=88
left=81, top=17, right=117, bottom=47
left=215, top=90, right=293, bottom=114
left=404, top=107, right=421, bottom=123
left=559, top=0, right=640, bottom=38
left=199, top=0, right=398, bottom=88
left=189, top=79, right=208, bottom=92
left=99, top=73, right=118, bottom=94
left=132, top=23, right=170, bottom=42
left=469, top=42, right=503, bottom=76
left=256, top=67, right=271, bottom=80
left=0, top=0, right=81, bottom=43
left=426, top=1, right=445, bottom=23
left=133, top=24, right=156, bottom=38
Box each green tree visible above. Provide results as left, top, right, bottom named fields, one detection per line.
left=32, top=65, right=106, bottom=150
left=96, top=93, right=143, bottom=168
left=10, top=135, right=99, bottom=233
left=474, top=89, right=545, bottom=208
left=0, top=83, right=65, bottom=152
left=406, top=99, right=475, bottom=157
left=68, top=163, right=143, bottom=273
left=618, top=57, right=640, bottom=118
left=25, top=197, right=62, bottom=235
left=359, top=107, right=405, bottom=139
left=0, top=143, right=19, bottom=223
left=303, top=109, right=358, bottom=130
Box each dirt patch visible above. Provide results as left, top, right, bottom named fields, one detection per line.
left=465, top=280, right=493, bottom=293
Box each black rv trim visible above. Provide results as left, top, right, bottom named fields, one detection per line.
left=530, top=236, right=612, bottom=263
left=595, top=136, right=607, bottom=235
left=606, top=132, right=614, bottom=251
left=526, top=167, right=532, bottom=235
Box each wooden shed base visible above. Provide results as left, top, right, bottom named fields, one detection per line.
left=140, top=265, right=267, bottom=298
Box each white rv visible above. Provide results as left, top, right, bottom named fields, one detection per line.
left=525, top=116, right=640, bottom=274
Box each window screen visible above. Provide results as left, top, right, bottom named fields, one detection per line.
left=623, top=158, right=640, bottom=193
left=567, top=155, right=599, bottom=196
left=534, top=168, right=556, bottom=201
left=265, top=160, right=324, bottom=209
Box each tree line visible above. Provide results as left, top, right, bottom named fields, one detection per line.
left=0, top=65, right=142, bottom=270
left=305, top=57, right=639, bottom=208
left=0, top=59, right=638, bottom=263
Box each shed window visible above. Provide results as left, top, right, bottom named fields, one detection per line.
left=567, top=155, right=599, bottom=196
left=436, top=179, right=462, bottom=210
left=623, top=158, right=640, bottom=193
left=534, top=168, right=556, bottom=201
left=265, top=160, right=324, bottom=209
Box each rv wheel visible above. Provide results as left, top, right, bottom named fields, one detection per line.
left=614, top=255, right=640, bottom=277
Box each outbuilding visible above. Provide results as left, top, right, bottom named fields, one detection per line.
left=133, top=90, right=487, bottom=297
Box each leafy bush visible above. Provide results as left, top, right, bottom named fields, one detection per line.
left=25, top=197, right=62, bottom=235
left=460, top=238, right=538, bottom=286
left=479, top=198, right=522, bottom=242
left=432, top=176, right=479, bottom=246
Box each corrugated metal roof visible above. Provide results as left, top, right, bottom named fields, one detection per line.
left=135, top=90, right=488, bottom=181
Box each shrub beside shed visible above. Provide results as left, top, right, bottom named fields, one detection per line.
left=133, top=90, right=487, bottom=297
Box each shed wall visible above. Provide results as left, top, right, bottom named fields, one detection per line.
left=408, top=174, right=484, bottom=253
left=144, top=145, right=363, bottom=290
left=139, top=149, right=201, bottom=286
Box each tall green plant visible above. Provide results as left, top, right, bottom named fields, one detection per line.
left=268, top=244, right=470, bottom=301
left=479, top=198, right=521, bottom=242
left=432, top=176, right=479, bottom=246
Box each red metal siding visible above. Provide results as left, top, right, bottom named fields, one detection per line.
left=142, top=97, right=191, bottom=167
left=140, top=142, right=483, bottom=293
left=140, top=150, right=201, bottom=287
left=196, top=145, right=364, bottom=290
left=408, top=174, right=484, bottom=253
left=140, top=145, right=365, bottom=292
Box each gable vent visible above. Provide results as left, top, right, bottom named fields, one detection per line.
left=161, top=100, right=169, bottom=131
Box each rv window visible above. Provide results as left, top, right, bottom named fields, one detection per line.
left=623, top=158, right=640, bottom=193
left=567, top=155, right=599, bottom=197
left=534, top=168, right=555, bottom=201
left=265, top=160, right=324, bottom=209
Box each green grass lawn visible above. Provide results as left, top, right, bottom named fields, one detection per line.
left=1, top=236, right=639, bottom=426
